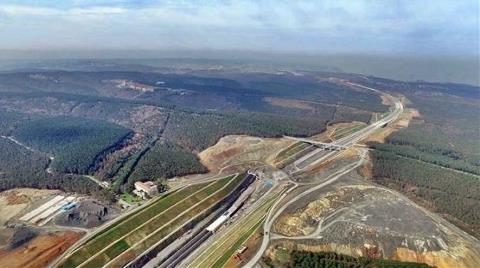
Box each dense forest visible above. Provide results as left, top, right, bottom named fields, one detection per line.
left=365, top=77, right=480, bottom=238
left=369, top=141, right=480, bottom=175
left=0, top=138, right=113, bottom=201
left=0, top=138, right=49, bottom=181
left=164, top=110, right=327, bottom=152
left=128, top=141, right=207, bottom=186
left=0, top=70, right=388, bottom=115
left=268, top=250, right=433, bottom=268
left=11, top=116, right=133, bottom=174
left=0, top=69, right=388, bottom=197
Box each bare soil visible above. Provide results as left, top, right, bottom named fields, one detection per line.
left=0, top=188, right=60, bottom=225
left=0, top=231, right=83, bottom=268
left=224, top=230, right=263, bottom=268
left=270, top=174, right=480, bottom=268
left=362, top=108, right=419, bottom=143
left=198, top=135, right=292, bottom=172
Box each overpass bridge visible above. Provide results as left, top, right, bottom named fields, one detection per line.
left=283, top=136, right=348, bottom=151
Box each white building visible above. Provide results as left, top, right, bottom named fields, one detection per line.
left=133, top=181, right=158, bottom=199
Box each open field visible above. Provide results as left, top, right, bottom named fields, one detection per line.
left=59, top=174, right=242, bottom=268
left=189, top=194, right=279, bottom=268
left=198, top=135, right=292, bottom=172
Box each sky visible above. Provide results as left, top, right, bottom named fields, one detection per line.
left=0, top=0, right=478, bottom=56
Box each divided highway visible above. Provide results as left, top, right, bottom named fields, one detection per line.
left=244, top=83, right=404, bottom=267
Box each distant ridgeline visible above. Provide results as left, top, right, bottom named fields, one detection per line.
left=0, top=69, right=388, bottom=198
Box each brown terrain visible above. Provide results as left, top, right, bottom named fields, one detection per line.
left=265, top=100, right=480, bottom=268
left=224, top=230, right=264, bottom=268
left=0, top=231, right=83, bottom=268
left=198, top=135, right=292, bottom=172
left=264, top=97, right=316, bottom=111
left=363, top=107, right=420, bottom=143
left=269, top=174, right=480, bottom=268
left=0, top=188, right=85, bottom=268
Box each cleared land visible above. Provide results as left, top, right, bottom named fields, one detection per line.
left=0, top=231, right=83, bottom=268
left=59, top=174, right=242, bottom=268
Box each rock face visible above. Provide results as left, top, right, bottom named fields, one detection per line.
left=55, top=199, right=118, bottom=228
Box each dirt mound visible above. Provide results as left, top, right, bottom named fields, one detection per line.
left=0, top=231, right=83, bottom=268
left=198, top=135, right=291, bottom=171
left=55, top=199, right=119, bottom=228
left=3, top=192, right=29, bottom=205
left=7, top=227, right=38, bottom=249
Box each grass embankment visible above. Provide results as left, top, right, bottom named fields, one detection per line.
left=275, top=142, right=310, bottom=164
left=212, top=218, right=264, bottom=268
left=332, top=123, right=366, bottom=140
left=105, top=174, right=245, bottom=267
left=190, top=194, right=279, bottom=268
left=59, top=174, right=239, bottom=268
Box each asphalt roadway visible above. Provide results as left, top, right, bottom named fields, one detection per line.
left=244, top=83, right=404, bottom=267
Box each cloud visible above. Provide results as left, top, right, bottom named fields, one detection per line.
left=0, top=4, right=126, bottom=16
left=0, top=4, right=58, bottom=16
left=0, top=0, right=477, bottom=55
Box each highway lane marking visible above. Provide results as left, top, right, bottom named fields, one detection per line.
left=189, top=193, right=281, bottom=267
left=189, top=196, right=278, bottom=268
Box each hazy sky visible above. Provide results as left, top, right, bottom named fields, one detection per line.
left=0, top=0, right=478, bottom=56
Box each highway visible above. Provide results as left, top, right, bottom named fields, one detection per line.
left=53, top=82, right=403, bottom=268
left=244, top=82, right=404, bottom=267
left=159, top=229, right=212, bottom=268
left=291, top=86, right=402, bottom=172
left=140, top=174, right=256, bottom=268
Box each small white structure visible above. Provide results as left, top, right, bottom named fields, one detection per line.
left=134, top=181, right=158, bottom=199
left=206, top=214, right=229, bottom=232
left=236, top=245, right=248, bottom=255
